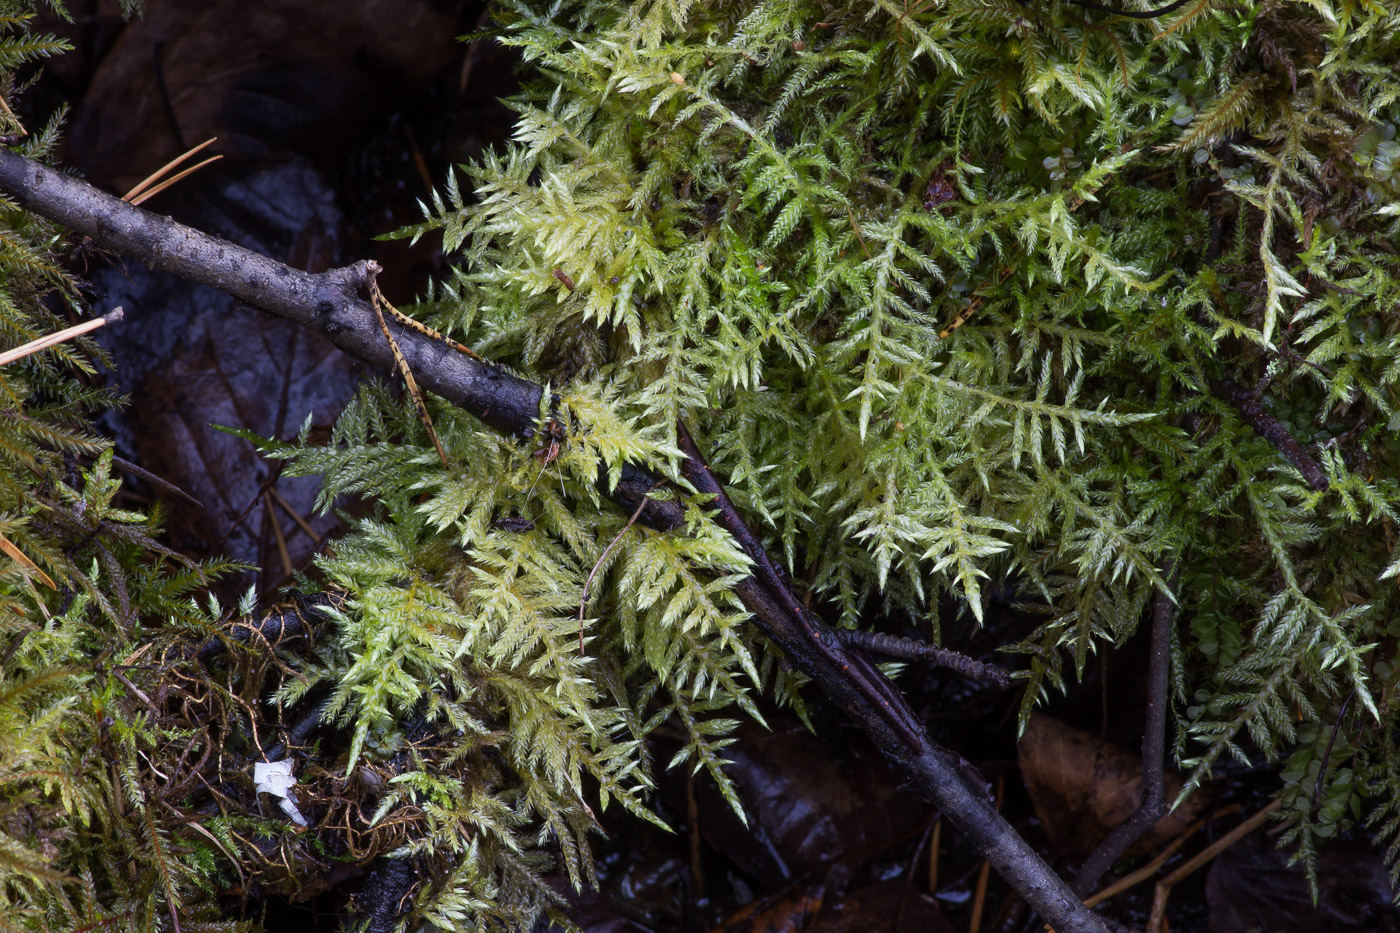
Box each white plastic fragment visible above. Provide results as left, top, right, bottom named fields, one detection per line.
left=253, top=759, right=309, bottom=827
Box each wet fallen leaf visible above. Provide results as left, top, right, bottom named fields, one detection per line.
left=537, top=885, right=633, bottom=933
left=1206, top=834, right=1400, bottom=932
left=1018, top=712, right=1208, bottom=858
left=808, top=878, right=956, bottom=933
left=710, top=856, right=957, bottom=933
left=688, top=721, right=926, bottom=888
left=68, top=0, right=459, bottom=193
left=92, top=161, right=365, bottom=593
left=709, top=875, right=827, bottom=933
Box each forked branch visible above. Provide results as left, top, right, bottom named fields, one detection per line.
left=1073, top=566, right=1180, bottom=895
left=0, top=148, right=1109, bottom=933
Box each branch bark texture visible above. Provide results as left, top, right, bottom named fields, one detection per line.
left=0, top=149, right=1108, bottom=933
left=1209, top=376, right=1328, bottom=492
left=1072, top=567, right=1179, bottom=896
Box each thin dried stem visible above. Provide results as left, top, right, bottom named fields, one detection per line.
left=1083, top=805, right=1241, bottom=908
left=365, top=264, right=449, bottom=467
left=0, top=307, right=123, bottom=366
left=0, top=529, right=54, bottom=588
left=578, top=481, right=660, bottom=653
left=129, top=155, right=223, bottom=206
left=123, top=138, right=218, bottom=202
left=1146, top=800, right=1280, bottom=933
left=268, top=486, right=322, bottom=544
left=264, top=495, right=293, bottom=578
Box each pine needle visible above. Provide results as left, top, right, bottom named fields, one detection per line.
left=128, top=155, right=223, bottom=206
left=122, top=138, right=219, bottom=202
left=0, top=529, right=54, bottom=589
left=0, top=307, right=123, bottom=367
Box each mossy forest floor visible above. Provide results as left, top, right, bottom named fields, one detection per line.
left=15, top=2, right=1399, bottom=930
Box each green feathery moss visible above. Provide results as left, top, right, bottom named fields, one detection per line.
left=12, top=0, right=1400, bottom=928
left=288, top=0, right=1400, bottom=915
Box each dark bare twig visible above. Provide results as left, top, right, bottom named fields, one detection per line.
left=1065, top=0, right=1196, bottom=18
left=196, top=591, right=338, bottom=663
left=1072, top=566, right=1179, bottom=896
left=896, top=812, right=940, bottom=930
left=0, top=149, right=1109, bottom=933
left=0, top=630, right=27, bottom=672
left=1313, top=691, right=1353, bottom=811
left=211, top=467, right=285, bottom=553
left=836, top=630, right=1012, bottom=686
left=686, top=769, right=705, bottom=900
left=1276, top=344, right=1337, bottom=384
left=350, top=857, right=419, bottom=933
left=1209, top=376, right=1329, bottom=491
left=579, top=480, right=661, bottom=653
left=674, top=423, right=926, bottom=750
left=111, top=454, right=204, bottom=509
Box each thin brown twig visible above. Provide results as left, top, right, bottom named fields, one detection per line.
left=1083, top=804, right=1241, bottom=908
left=847, top=206, right=872, bottom=259
left=1313, top=691, right=1353, bottom=811
left=1146, top=800, right=1281, bottom=933
left=1209, top=375, right=1328, bottom=491
left=365, top=263, right=449, bottom=467
left=267, top=486, right=321, bottom=544
left=939, top=267, right=1012, bottom=340
left=687, top=768, right=705, bottom=900
left=212, top=468, right=284, bottom=553
left=264, top=495, right=293, bottom=578
left=112, top=669, right=157, bottom=712
left=578, top=481, right=661, bottom=654
left=929, top=815, right=942, bottom=892
left=835, top=629, right=1012, bottom=685
left=1277, top=343, right=1337, bottom=383
left=402, top=123, right=434, bottom=196
left=896, top=811, right=939, bottom=930
left=110, top=454, right=203, bottom=509
left=458, top=6, right=493, bottom=92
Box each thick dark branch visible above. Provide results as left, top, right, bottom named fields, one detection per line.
left=1065, top=0, right=1195, bottom=19
left=196, top=591, right=339, bottom=663
left=349, top=857, right=418, bottom=933
left=835, top=630, right=1012, bottom=687
left=1209, top=376, right=1328, bottom=491
left=1072, top=567, right=1179, bottom=895
left=0, top=149, right=1108, bottom=933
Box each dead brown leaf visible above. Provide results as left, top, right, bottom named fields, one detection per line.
left=1018, top=712, right=1209, bottom=858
